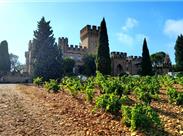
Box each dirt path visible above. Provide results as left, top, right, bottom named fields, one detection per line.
left=0, top=84, right=129, bottom=136
left=1, top=84, right=182, bottom=136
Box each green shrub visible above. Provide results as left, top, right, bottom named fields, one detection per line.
left=33, top=77, right=43, bottom=86
left=120, top=95, right=130, bottom=105
left=121, top=105, right=131, bottom=127
left=176, top=92, right=183, bottom=105
left=85, top=86, right=94, bottom=102
left=44, top=79, right=60, bottom=93
left=121, top=104, right=161, bottom=131
left=95, top=71, right=106, bottom=92
left=167, top=87, right=183, bottom=105
left=95, top=93, right=122, bottom=113
left=62, top=77, right=82, bottom=96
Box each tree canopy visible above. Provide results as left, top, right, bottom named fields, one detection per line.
left=32, top=17, right=63, bottom=80
left=63, top=57, right=75, bottom=76
left=151, top=51, right=166, bottom=67
left=0, top=40, right=11, bottom=72
left=96, top=18, right=111, bottom=75
left=81, top=54, right=96, bottom=76
left=9, top=53, right=23, bottom=73
left=141, top=38, right=153, bottom=76
left=175, top=34, right=183, bottom=71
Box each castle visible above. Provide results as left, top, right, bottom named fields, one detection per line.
left=25, top=25, right=142, bottom=76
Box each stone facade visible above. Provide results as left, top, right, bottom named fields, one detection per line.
left=111, top=52, right=142, bottom=75
left=25, top=24, right=142, bottom=76
left=25, top=40, right=34, bottom=75
left=58, top=25, right=100, bottom=63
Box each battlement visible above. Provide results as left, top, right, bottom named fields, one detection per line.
left=111, top=52, right=127, bottom=59
left=58, top=37, right=68, bottom=46
left=127, top=55, right=142, bottom=60
left=80, top=25, right=100, bottom=41
left=58, top=36, right=87, bottom=53
left=66, top=44, right=87, bottom=51
left=80, top=25, right=100, bottom=33
left=111, top=52, right=142, bottom=61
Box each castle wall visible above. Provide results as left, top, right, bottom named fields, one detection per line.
left=25, top=24, right=143, bottom=76
left=111, top=52, right=142, bottom=75
left=58, top=37, right=87, bottom=65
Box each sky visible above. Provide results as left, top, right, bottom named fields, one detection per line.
left=0, top=1, right=183, bottom=64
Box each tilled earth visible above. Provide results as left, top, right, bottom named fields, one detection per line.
left=0, top=84, right=130, bottom=136
left=0, top=84, right=182, bottom=136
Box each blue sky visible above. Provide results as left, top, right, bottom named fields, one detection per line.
left=0, top=1, right=183, bottom=64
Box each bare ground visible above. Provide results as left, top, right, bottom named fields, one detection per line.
left=0, top=84, right=182, bottom=136
left=0, top=84, right=129, bottom=136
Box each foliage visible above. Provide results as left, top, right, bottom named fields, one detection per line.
left=32, top=17, right=63, bottom=80
left=83, top=77, right=95, bottom=102
left=0, top=40, right=11, bottom=72
left=63, top=57, right=75, bottom=76
left=141, top=38, right=153, bottom=76
left=167, top=87, right=183, bottom=105
left=103, top=78, right=125, bottom=96
left=95, top=93, right=122, bottom=113
left=133, top=76, right=160, bottom=104
left=62, top=77, right=82, bottom=96
left=151, top=52, right=172, bottom=74
left=121, top=104, right=161, bottom=131
left=9, top=53, right=23, bottom=73
left=158, top=75, right=174, bottom=89
left=33, top=77, right=43, bottom=86
left=81, top=54, right=96, bottom=76
left=44, top=79, right=60, bottom=93
left=175, top=34, right=183, bottom=71
left=95, top=71, right=106, bottom=91
left=85, top=86, right=94, bottom=102
left=151, top=51, right=166, bottom=67
left=96, top=18, right=111, bottom=75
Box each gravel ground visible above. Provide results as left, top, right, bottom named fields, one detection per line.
left=0, top=84, right=182, bottom=136
left=0, top=84, right=129, bottom=136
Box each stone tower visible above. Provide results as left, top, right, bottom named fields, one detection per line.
left=25, top=40, right=34, bottom=75
left=80, top=25, right=100, bottom=55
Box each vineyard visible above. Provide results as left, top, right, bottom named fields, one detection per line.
left=33, top=72, right=183, bottom=135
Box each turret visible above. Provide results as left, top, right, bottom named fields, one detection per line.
left=80, top=25, right=100, bottom=54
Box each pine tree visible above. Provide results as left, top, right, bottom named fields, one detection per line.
left=0, top=40, right=11, bottom=72
left=96, top=18, right=111, bottom=75
left=32, top=17, right=63, bottom=80
left=141, top=38, right=153, bottom=76
left=175, top=34, right=183, bottom=71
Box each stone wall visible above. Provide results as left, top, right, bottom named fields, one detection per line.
left=0, top=73, right=31, bottom=83
left=111, top=52, right=142, bottom=75
left=25, top=24, right=144, bottom=76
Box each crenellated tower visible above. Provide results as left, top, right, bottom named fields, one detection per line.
left=80, top=25, right=100, bottom=55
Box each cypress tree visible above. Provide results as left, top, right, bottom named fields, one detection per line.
left=32, top=17, right=63, bottom=80
left=141, top=38, right=153, bottom=76
left=96, top=18, right=111, bottom=75
left=175, top=34, right=183, bottom=71
left=0, top=40, right=11, bottom=72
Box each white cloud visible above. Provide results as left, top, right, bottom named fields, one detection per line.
left=135, top=34, right=147, bottom=42
left=122, top=17, right=138, bottom=32
left=117, top=32, right=134, bottom=47
left=164, top=19, right=183, bottom=37
left=117, top=18, right=147, bottom=47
